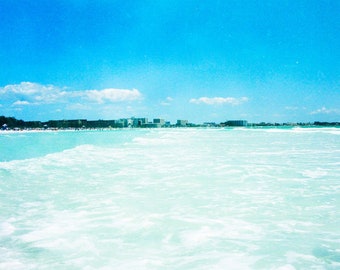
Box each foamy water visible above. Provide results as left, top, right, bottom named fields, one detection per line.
left=1, top=128, right=339, bottom=269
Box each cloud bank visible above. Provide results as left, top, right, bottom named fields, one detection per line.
left=0, top=82, right=67, bottom=105
left=310, top=107, right=340, bottom=115
left=0, top=82, right=142, bottom=106
left=83, top=88, right=141, bottom=103
left=189, top=96, right=248, bottom=105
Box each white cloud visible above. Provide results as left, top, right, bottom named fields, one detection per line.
left=310, top=107, right=340, bottom=115
left=189, top=96, right=248, bottom=105
left=83, top=88, right=142, bottom=103
left=160, top=96, right=174, bottom=106
left=285, top=106, right=299, bottom=111
left=0, top=82, right=142, bottom=105
left=12, top=100, right=30, bottom=106
left=1, top=82, right=66, bottom=104
left=1, top=81, right=41, bottom=95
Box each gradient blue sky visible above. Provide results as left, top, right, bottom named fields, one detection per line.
left=0, top=0, right=339, bottom=123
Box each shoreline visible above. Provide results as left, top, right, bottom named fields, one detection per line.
left=1, top=125, right=340, bottom=134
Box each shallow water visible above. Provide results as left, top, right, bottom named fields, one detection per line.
left=0, top=128, right=339, bottom=269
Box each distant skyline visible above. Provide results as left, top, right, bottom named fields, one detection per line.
left=0, top=0, right=339, bottom=123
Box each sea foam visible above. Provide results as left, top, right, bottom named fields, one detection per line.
left=0, top=128, right=339, bottom=269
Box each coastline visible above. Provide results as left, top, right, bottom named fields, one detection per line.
left=1, top=125, right=339, bottom=134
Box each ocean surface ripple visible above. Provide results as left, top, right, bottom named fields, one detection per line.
left=1, top=128, right=339, bottom=269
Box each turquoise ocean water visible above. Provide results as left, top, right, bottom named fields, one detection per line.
left=0, top=128, right=339, bottom=269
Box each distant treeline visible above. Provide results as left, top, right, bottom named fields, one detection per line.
left=313, top=121, right=340, bottom=126
left=250, top=121, right=340, bottom=127
left=0, top=116, right=116, bottom=129
left=0, top=116, right=339, bottom=129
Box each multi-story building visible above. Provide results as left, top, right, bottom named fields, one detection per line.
left=132, top=117, right=148, bottom=127
left=176, top=120, right=188, bottom=127
left=223, top=120, right=248, bottom=127
left=153, top=118, right=165, bottom=127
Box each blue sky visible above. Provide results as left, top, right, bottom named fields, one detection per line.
left=0, top=0, right=339, bottom=123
